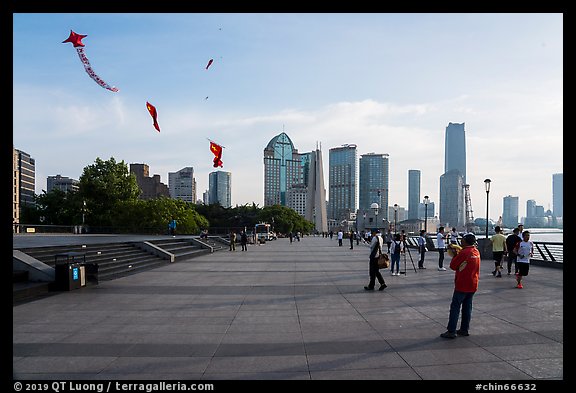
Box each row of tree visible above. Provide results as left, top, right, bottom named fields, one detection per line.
left=21, top=157, right=315, bottom=235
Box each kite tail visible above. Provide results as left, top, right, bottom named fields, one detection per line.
left=76, top=48, right=119, bottom=92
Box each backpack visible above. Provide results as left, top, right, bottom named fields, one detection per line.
left=394, top=241, right=401, bottom=254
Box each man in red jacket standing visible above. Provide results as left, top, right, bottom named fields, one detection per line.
left=441, top=233, right=481, bottom=339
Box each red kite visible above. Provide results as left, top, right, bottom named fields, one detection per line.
left=146, top=102, right=160, bottom=132
left=62, top=30, right=119, bottom=92
left=209, top=141, right=223, bottom=167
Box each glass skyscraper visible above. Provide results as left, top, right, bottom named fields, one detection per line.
left=408, top=170, right=421, bottom=220
left=263, top=132, right=303, bottom=207
left=329, top=144, right=357, bottom=221
left=208, top=171, right=231, bottom=208
left=169, top=167, right=196, bottom=203
left=502, top=195, right=519, bottom=229
left=440, top=122, right=467, bottom=229
left=444, top=122, right=467, bottom=183
left=359, top=153, right=389, bottom=221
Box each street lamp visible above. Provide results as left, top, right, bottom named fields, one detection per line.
left=393, top=203, right=398, bottom=234
left=484, top=179, right=491, bottom=239
left=370, top=202, right=379, bottom=231
left=82, top=200, right=86, bottom=225
left=423, top=195, right=429, bottom=233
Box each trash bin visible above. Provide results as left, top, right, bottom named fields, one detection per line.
left=54, top=252, right=86, bottom=291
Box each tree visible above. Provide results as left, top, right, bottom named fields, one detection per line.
left=78, top=157, right=140, bottom=227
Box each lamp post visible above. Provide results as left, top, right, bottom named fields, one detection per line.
left=423, top=195, right=429, bottom=233
left=370, top=202, right=379, bottom=231
left=393, top=203, right=398, bottom=234
left=82, top=200, right=86, bottom=225
left=484, top=179, right=491, bottom=239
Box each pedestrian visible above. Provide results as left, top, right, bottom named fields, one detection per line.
left=289, top=232, right=293, bottom=243
left=349, top=230, right=355, bottom=249
left=390, top=233, right=403, bottom=276
left=229, top=231, right=236, bottom=251
left=364, top=229, right=387, bottom=291
left=450, top=227, right=459, bottom=245
left=417, top=229, right=427, bottom=269
left=240, top=230, right=248, bottom=251
left=337, top=230, right=343, bottom=246
left=168, top=218, right=177, bottom=236
left=437, top=226, right=447, bottom=271
left=440, top=233, right=481, bottom=339
left=490, top=226, right=507, bottom=277
left=514, top=231, right=534, bottom=289
left=505, top=227, right=521, bottom=275
left=329, top=231, right=333, bottom=240
left=385, top=229, right=393, bottom=254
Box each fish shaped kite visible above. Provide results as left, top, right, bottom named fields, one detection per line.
left=62, top=30, right=119, bottom=92
left=146, top=101, right=160, bottom=132
left=209, top=140, right=224, bottom=167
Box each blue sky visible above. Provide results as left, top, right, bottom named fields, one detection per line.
left=13, top=13, right=563, bottom=221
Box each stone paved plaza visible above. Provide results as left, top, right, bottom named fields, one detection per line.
left=13, top=235, right=563, bottom=381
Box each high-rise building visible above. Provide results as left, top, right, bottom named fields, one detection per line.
left=440, top=122, right=467, bottom=229
left=203, top=190, right=209, bottom=205
left=305, top=147, right=328, bottom=232
left=439, top=169, right=465, bottom=229
left=358, top=153, right=389, bottom=222
left=444, top=122, right=467, bottom=183
left=502, top=195, right=519, bottom=229
left=209, top=170, right=232, bottom=208
left=13, top=147, right=20, bottom=230
left=47, top=175, right=79, bottom=193
left=169, top=167, right=196, bottom=203
left=553, top=173, right=563, bottom=217
left=263, top=132, right=303, bottom=207
left=130, top=163, right=170, bottom=200
left=328, top=144, right=357, bottom=221
left=526, top=199, right=536, bottom=218
left=408, top=170, right=421, bottom=220
left=15, top=148, right=35, bottom=209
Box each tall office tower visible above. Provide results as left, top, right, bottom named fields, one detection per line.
left=209, top=170, right=232, bottom=208
left=13, top=147, right=20, bottom=228
left=305, top=147, right=328, bottom=232
left=417, top=201, right=435, bottom=219
left=263, top=132, right=303, bottom=207
left=444, top=122, right=467, bottom=183
left=526, top=199, right=536, bottom=218
left=130, top=163, right=170, bottom=200
left=169, top=167, right=196, bottom=203
left=502, top=195, right=519, bottom=229
left=203, top=190, right=209, bottom=205
left=553, top=173, right=563, bottom=217
left=359, top=153, right=389, bottom=221
left=439, top=169, right=465, bottom=228
left=440, top=122, right=467, bottom=229
left=408, top=170, right=421, bottom=220
left=15, top=148, right=36, bottom=209
left=328, top=144, right=357, bottom=221
left=47, top=175, right=79, bottom=193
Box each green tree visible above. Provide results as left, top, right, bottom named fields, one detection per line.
left=78, top=157, right=140, bottom=227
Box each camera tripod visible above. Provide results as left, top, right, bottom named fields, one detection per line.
left=400, top=239, right=418, bottom=275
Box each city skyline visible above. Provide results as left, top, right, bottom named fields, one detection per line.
left=13, top=14, right=563, bottom=221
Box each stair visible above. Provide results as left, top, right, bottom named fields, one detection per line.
left=148, top=238, right=210, bottom=261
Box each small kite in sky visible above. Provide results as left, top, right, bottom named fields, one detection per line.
left=62, top=30, right=119, bottom=92
left=209, top=140, right=224, bottom=167
left=206, top=59, right=214, bottom=70
left=146, top=101, right=160, bottom=132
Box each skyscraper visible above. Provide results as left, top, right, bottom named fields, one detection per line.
left=502, top=195, right=519, bottom=229
left=440, top=122, right=467, bottom=229
left=305, top=147, right=328, bottom=232
left=209, top=171, right=232, bottom=208
left=358, top=153, right=389, bottom=221
left=169, top=167, right=197, bottom=203
left=15, top=148, right=35, bottom=209
left=553, top=173, right=563, bottom=217
left=263, top=132, right=303, bottom=207
left=13, top=147, right=20, bottom=229
left=408, top=170, right=421, bottom=220
left=328, top=144, right=357, bottom=221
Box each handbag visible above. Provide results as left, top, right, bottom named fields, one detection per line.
left=377, top=253, right=390, bottom=269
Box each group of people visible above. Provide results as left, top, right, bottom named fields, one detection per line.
left=228, top=230, right=249, bottom=251
left=360, top=223, right=534, bottom=340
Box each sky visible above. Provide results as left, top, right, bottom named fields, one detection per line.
left=12, top=13, right=563, bottom=222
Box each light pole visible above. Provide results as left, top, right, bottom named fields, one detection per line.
left=82, top=200, right=86, bottom=225
left=370, top=202, right=379, bottom=231
left=484, top=179, right=491, bottom=239
left=423, top=195, right=429, bottom=233
left=393, top=203, right=398, bottom=234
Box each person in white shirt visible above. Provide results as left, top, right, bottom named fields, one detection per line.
left=364, top=229, right=387, bottom=291
left=437, top=226, right=447, bottom=271
left=337, top=230, right=344, bottom=246
left=418, top=229, right=427, bottom=269
left=450, top=227, right=459, bottom=245
left=514, top=231, right=533, bottom=289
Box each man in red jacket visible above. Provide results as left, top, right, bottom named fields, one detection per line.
left=440, top=233, right=481, bottom=339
